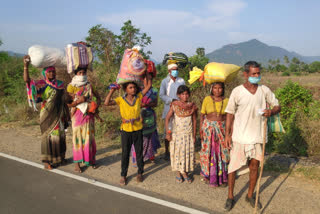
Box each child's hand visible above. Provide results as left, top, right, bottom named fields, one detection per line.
left=166, top=133, right=172, bottom=142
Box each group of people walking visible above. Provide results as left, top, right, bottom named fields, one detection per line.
left=23, top=55, right=281, bottom=211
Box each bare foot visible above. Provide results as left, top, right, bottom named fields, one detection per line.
left=120, top=176, right=127, bottom=186
left=74, top=163, right=82, bottom=173
left=44, top=163, right=53, bottom=170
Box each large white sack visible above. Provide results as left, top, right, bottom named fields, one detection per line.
left=28, top=45, right=67, bottom=68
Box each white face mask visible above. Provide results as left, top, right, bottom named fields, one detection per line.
left=71, top=75, right=88, bottom=87
left=75, top=75, right=87, bottom=82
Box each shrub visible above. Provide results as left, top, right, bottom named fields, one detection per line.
left=268, top=81, right=315, bottom=156
left=281, top=71, right=290, bottom=76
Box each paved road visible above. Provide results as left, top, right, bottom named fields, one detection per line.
left=0, top=157, right=187, bottom=214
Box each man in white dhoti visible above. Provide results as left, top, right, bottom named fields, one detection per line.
left=224, top=61, right=281, bottom=211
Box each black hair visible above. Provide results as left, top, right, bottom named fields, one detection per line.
left=74, top=66, right=88, bottom=75
left=211, top=82, right=225, bottom=96
left=177, top=85, right=190, bottom=95
left=244, top=61, right=260, bottom=73
left=122, top=81, right=140, bottom=92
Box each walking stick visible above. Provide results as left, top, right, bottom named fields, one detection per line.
left=254, top=117, right=268, bottom=214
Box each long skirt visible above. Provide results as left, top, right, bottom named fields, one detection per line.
left=72, top=110, right=96, bottom=166
left=206, top=134, right=228, bottom=187
left=41, top=120, right=66, bottom=164
left=200, top=119, right=229, bottom=187
left=131, top=130, right=161, bottom=164
left=170, top=132, right=195, bottom=173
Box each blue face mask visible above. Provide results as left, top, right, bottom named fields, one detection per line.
left=171, top=70, right=179, bottom=78
left=248, top=76, right=261, bottom=84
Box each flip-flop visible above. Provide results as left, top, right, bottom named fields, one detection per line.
left=176, top=176, right=183, bottom=183
left=44, top=163, right=53, bottom=170
left=185, top=176, right=193, bottom=184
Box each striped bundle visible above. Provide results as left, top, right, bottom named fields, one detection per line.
left=66, top=42, right=93, bottom=74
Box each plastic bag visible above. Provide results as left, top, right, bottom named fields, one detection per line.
left=188, top=62, right=241, bottom=85
left=28, top=45, right=66, bottom=68
left=116, top=49, right=146, bottom=86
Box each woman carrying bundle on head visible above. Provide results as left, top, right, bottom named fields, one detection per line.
left=67, top=67, right=102, bottom=173
left=23, top=55, right=70, bottom=170
left=199, top=82, right=230, bottom=187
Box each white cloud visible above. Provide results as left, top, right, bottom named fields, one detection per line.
left=98, top=0, right=247, bottom=34
left=97, top=0, right=248, bottom=60
left=208, top=0, right=247, bottom=16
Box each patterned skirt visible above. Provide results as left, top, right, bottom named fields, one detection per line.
left=200, top=119, right=229, bottom=187
left=72, top=110, right=96, bottom=166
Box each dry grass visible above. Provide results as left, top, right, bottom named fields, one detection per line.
left=262, top=73, right=320, bottom=100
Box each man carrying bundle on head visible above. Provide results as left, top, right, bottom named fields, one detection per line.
left=159, top=63, right=185, bottom=161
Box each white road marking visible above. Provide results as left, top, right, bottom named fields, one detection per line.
left=0, top=152, right=209, bottom=214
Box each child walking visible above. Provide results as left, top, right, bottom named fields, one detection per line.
left=165, top=85, right=197, bottom=183
left=104, top=74, right=152, bottom=186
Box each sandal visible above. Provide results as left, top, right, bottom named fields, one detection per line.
left=120, top=177, right=127, bottom=186
left=44, top=163, right=53, bottom=170
left=92, top=164, right=97, bottom=169
left=201, top=177, right=209, bottom=184
left=185, top=176, right=193, bottom=184
left=176, top=176, right=183, bottom=183
left=182, top=173, right=193, bottom=184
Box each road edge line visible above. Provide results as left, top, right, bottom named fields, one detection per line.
left=0, top=152, right=209, bottom=214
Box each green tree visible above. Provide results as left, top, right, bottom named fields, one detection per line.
left=189, top=48, right=209, bottom=70
left=309, top=61, right=320, bottom=73
left=0, top=39, right=2, bottom=47
left=114, top=20, right=152, bottom=62
left=283, top=55, right=289, bottom=66
left=291, top=57, right=300, bottom=65
left=85, top=24, right=116, bottom=69
left=196, top=47, right=205, bottom=57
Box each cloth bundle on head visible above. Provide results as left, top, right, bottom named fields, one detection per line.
left=66, top=42, right=93, bottom=74
left=116, top=48, right=146, bottom=87
left=188, top=62, right=241, bottom=86
left=162, top=52, right=188, bottom=68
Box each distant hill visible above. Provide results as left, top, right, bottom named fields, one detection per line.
left=206, top=39, right=320, bottom=66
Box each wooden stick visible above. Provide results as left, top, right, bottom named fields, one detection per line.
left=254, top=118, right=268, bottom=214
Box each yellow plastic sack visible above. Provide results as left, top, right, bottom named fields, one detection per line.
left=188, top=62, right=241, bottom=85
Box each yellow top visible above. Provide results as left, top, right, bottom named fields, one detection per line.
left=115, top=92, right=143, bottom=132
left=201, top=96, right=229, bottom=115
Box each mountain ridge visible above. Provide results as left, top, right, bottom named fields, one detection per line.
left=206, top=39, right=320, bottom=66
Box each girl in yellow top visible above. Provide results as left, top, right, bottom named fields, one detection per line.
left=104, top=74, right=152, bottom=186
left=199, top=82, right=230, bottom=187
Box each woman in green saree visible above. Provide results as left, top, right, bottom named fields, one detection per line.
left=23, top=55, right=71, bottom=170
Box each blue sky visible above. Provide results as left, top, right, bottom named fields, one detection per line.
left=1, top=0, right=320, bottom=61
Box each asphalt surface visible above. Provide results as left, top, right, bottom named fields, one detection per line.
left=0, top=157, right=187, bottom=214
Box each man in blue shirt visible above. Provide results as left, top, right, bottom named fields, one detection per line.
left=159, top=63, right=185, bottom=160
